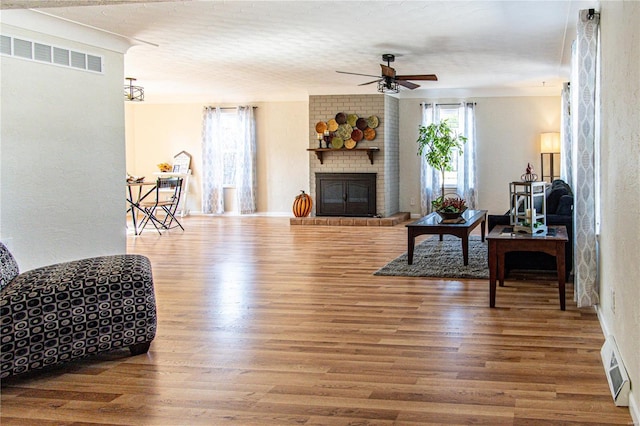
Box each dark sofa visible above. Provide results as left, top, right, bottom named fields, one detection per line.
left=1, top=243, right=157, bottom=379
left=488, top=180, right=574, bottom=280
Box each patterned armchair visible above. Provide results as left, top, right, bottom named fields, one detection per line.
left=0, top=243, right=157, bottom=379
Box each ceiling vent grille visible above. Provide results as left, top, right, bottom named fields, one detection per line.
left=0, top=34, right=103, bottom=74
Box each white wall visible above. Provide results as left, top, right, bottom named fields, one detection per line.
left=125, top=103, right=203, bottom=213
left=0, top=14, right=129, bottom=271
left=598, top=1, right=640, bottom=419
left=256, top=102, right=309, bottom=214
left=399, top=96, right=561, bottom=216
left=125, top=101, right=309, bottom=214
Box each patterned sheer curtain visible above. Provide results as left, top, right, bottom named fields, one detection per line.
left=235, top=106, right=257, bottom=214
left=571, top=9, right=600, bottom=307
left=560, top=82, right=572, bottom=184
left=456, top=103, right=477, bottom=208
left=419, top=103, right=439, bottom=215
left=201, top=107, right=225, bottom=214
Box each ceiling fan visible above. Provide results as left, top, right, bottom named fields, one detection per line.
left=337, top=54, right=437, bottom=92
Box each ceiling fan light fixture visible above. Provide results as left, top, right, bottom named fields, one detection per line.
left=339, top=54, right=434, bottom=93
left=377, top=79, right=399, bottom=94
left=124, top=77, right=144, bottom=101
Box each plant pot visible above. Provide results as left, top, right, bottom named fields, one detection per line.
left=436, top=207, right=467, bottom=221
left=436, top=211, right=461, bottom=220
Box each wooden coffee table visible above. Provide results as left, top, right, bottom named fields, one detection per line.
left=406, top=209, right=487, bottom=266
left=487, top=225, right=569, bottom=310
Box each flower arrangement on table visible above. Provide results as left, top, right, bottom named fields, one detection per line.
left=432, top=196, right=467, bottom=214
left=157, top=162, right=172, bottom=172
left=431, top=195, right=467, bottom=220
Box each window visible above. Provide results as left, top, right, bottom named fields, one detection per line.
left=420, top=102, right=476, bottom=212
left=202, top=105, right=256, bottom=215
left=219, top=111, right=241, bottom=186
left=436, top=106, right=463, bottom=188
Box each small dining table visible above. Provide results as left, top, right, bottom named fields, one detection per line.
left=126, top=181, right=156, bottom=235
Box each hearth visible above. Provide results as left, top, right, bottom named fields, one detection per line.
left=315, top=173, right=376, bottom=217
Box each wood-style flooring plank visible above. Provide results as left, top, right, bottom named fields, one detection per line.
left=1, top=216, right=633, bottom=425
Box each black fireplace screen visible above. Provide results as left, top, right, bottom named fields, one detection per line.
left=315, top=173, right=376, bottom=217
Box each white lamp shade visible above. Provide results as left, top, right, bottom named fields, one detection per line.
left=540, top=132, right=561, bottom=153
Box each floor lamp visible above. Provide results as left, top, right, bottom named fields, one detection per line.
left=540, top=132, right=560, bottom=183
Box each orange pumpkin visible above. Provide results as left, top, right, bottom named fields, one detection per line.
left=293, top=190, right=312, bottom=217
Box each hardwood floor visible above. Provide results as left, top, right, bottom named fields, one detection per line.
left=1, top=216, right=633, bottom=425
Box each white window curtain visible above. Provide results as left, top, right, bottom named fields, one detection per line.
left=202, top=106, right=257, bottom=215
left=419, top=103, right=439, bottom=215
left=456, top=103, right=477, bottom=208
left=201, top=106, right=225, bottom=215
left=571, top=9, right=600, bottom=307
left=235, top=106, right=257, bottom=214
left=419, top=102, right=477, bottom=215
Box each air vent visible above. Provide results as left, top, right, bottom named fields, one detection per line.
left=13, top=38, right=32, bottom=59
left=53, top=47, right=70, bottom=66
left=70, top=51, right=86, bottom=69
left=0, top=34, right=103, bottom=74
left=87, top=54, right=102, bottom=72
left=601, top=335, right=630, bottom=406
left=0, top=35, right=11, bottom=55
left=34, top=43, right=52, bottom=62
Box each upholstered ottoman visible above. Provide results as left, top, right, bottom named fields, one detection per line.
left=0, top=243, right=157, bottom=379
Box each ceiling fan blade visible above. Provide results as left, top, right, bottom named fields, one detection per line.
left=358, top=79, right=383, bottom=86
left=336, top=70, right=381, bottom=78
left=396, top=74, right=438, bottom=81
left=396, top=80, right=420, bottom=90
left=380, top=64, right=396, bottom=78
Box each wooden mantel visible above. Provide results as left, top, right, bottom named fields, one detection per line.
left=307, top=147, right=380, bottom=165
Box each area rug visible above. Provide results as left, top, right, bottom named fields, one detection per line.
left=374, top=235, right=489, bottom=279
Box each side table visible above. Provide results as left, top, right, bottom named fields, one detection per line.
left=487, top=225, right=569, bottom=310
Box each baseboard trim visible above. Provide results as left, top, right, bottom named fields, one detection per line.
left=595, top=304, right=639, bottom=424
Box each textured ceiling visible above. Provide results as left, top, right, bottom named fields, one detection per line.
left=2, top=0, right=597, bottom=103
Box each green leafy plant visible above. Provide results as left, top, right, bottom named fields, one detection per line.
left=416, top=119, right=468, bottom=211
left=437, top=196, right=467, bottom=213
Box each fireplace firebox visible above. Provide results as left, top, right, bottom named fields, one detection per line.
left=315, top=173, right=376, bottom=217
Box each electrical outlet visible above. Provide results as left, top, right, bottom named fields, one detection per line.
left=410, top=197, right=416, bottom=206
left=611, top=289, right=616, bottom=314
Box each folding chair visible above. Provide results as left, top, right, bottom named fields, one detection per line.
left=138, top=177, right=185, bottom=234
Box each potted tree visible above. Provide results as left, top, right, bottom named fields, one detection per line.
left=417, top=119, right=468, bottom=219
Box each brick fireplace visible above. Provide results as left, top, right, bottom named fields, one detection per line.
left=308, top=94, right=400, bottom=218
